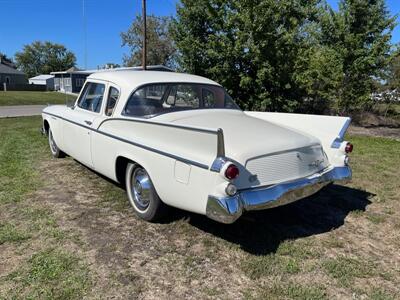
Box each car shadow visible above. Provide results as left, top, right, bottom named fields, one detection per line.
left=181, top=184, right=373, bottom=255
left=70, top=160, right=373, bottom=255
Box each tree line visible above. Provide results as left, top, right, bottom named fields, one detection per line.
left=3, top=0, right=398, bottom=115
left=123, top=0, right=398, bottom=114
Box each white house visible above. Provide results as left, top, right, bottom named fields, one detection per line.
left=29, top=74, right=55, bottom=91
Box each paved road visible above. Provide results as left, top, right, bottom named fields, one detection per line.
left=0, top=105, right=46, bottom=118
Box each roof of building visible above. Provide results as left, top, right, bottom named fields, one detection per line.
left=50, top=65, right=174, bottom=75
left=0, top=63, right=25, bottom=75
left=29, top=74, right=54, bottom=80
left=89, top=70, right=219, bottom=90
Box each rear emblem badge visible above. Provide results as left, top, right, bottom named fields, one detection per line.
left=309, top=159, right=324, bottom=168
left=249, top=175, right=258, bottom=182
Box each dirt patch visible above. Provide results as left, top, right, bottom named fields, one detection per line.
left=30, top=158, right=252, bottom=299
left=348, top=125, right=400, bottom=140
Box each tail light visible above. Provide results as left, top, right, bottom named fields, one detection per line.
left=225, top=164, right=239, bottom=180
left=345, top=142, right=353, bottom=153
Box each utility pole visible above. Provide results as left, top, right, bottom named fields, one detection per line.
left=142, top=0, right=147, bottom=70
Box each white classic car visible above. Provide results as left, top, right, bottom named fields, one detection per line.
left=42, top=70, right=353, bottom=224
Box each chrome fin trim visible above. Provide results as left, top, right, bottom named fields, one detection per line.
left=331, top=118, right=351, bottom=148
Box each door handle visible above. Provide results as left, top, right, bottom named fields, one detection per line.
left=84, top=120, right=92, bottom=126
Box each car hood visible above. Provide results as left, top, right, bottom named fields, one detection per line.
left=154, top=109, right=321, bottom=163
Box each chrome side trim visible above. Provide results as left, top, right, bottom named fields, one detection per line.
left=210, top=156, right=227, bottom=172
left=42, top=111, right=210, bottom=170
left=216, top=128, right=225, bottom=157
left=99, top=129, right=210, bottom=170
left=331, top=118, right=351, bottom=148
left=99, top=117, right=219, bottom=135
left=206, top=166, right=352, bottom=224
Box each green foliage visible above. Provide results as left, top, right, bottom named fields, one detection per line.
left=173, top=0, right=323, bottom=111
left=121, top=15, right=176, bottom=67
left=172, top=0, right=396, bottom=113
left=15, top=41, right=76, bottom=78
left=387, top=51, right=400, bottom=89
left=321, top=0, right=396, bottom=113
left=0, top=52, right=16, bottom=68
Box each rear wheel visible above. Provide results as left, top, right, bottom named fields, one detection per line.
left=125, top=163, right=167, bottom=222
left=48, top=128, right=65, bottom=158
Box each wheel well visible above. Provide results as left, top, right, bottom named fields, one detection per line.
left=115, top=156, right=137, bottom=186
left=43, top=120, right=50, bottom=135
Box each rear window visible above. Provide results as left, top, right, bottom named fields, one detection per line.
left=123, top=83, right=240, bottom=118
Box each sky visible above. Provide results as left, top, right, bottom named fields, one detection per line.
left=0, top=0, right=399, bottom=70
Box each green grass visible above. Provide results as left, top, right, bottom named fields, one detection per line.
left=0, top=117, right=47, bottom=204
left=0, top=117, right=91, bottom=299
left=244, top=282, right=327, bottom=300
left=322, top=256, right=376, bottom=287
left=6, top=249, right=90, bottom=300
left=241, top=254, right=302, bottom=279
left=0, top=91, right=76, bottom=106
left=0, top=223, right=30, bottom=245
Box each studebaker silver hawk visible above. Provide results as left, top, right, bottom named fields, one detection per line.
left=42, top=70, right=352, bottom=224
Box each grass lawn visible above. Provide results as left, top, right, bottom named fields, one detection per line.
left=0, top=91, right=76, bottom=106
left=0, top=116, right=399, bottom=299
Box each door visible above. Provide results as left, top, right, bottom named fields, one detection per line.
left=63, top=81, right=106, bottom=168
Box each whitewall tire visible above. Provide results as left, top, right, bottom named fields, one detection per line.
left=125, top=163, right=167, bottom=222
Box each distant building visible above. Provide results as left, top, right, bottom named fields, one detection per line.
left=51, top=67, right=91, bottom=94
left=29, top=74, right=55, bottom=91
left=0, top=57, right=27, bottom=85
left=51, top=65, right=174, bottom=94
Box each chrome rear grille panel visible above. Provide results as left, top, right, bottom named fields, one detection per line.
left=245, top=145, right=327, bottom=186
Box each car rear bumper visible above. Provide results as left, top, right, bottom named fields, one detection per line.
left=206, top=166, right=352, bottom=224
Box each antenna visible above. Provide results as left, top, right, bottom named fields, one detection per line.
left=83, top=0, right=88, bottom=70
left=142, top=0, right=147, bottom=70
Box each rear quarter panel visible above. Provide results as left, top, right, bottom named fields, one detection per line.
left=92, top=119, right=221, bottom=214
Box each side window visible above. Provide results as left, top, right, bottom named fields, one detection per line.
left=105, top=87, right=119, bottom=116
left=78, top=82, right=105, bottom=113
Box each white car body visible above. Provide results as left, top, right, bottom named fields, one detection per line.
left=42, top=70, right=352, bottom=224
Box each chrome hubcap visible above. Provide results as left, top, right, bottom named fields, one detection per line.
left=131, top=168, right=151, bottom=211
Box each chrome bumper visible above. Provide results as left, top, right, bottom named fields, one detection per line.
left=206, top=166, right=352, bottom=224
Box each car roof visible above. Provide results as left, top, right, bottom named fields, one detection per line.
left=88, top=70, right=221, bottom=89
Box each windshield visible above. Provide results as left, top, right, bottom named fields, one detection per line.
left=123, top=83, right=240, bottom=118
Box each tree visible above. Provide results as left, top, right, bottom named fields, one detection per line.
left=172, top=0, right=396, bottom=114
left=321, top=0, right=396, bottom=113
left=15, top=41, right=76, bottom=78
left=121, top=15, right=176, bottom=68
left=387, top=51, right=400, bottom=89
left=294, top=45, right=344, bottom=114
left=0, top=52, right=16, bottom=68
left=172, top=0, right=328, bottom=112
